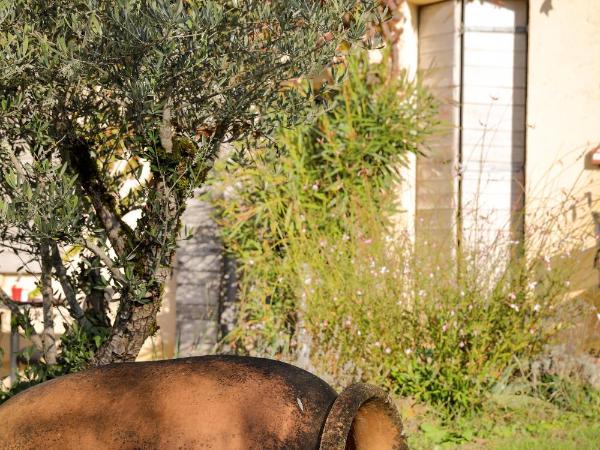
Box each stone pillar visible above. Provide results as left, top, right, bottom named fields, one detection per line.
left=174, top=193, right=224, bottom=357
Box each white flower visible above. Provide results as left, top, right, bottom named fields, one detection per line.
left=404, top=348, right=412, bottom=355
left=509, top=303, right=520, bottom=312
left=342, top=234, right=350, bottom=242
left=385, top=347, right=392, bottom=354
left=380, top=266, right=389, bottom=275
left=374, top=341, right=381, bottom=348
left=356, top=290, right=363, bottom=296
left=597, top=313, right=600, bottom=322
left=508, top=292, right=517, bottom=301
left=528, top=281, right=538, bottom=290
left=533, top=304, right=541, bottom=312
left=311, top=182, right=319, bottom=191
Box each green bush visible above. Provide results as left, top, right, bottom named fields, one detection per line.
left=0, top=320, right=108, bottom=405
left=298, top=221, right=569, bottom=416
left=212, top=50, right=575, bottom=417
left=212, top=50, right=437, bottom=354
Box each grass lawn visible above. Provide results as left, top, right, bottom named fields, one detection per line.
left=399, top=393, right=600, bottom=449
left=491, top=424, right=600, bottom=450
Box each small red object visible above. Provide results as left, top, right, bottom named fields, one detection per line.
left=11, top=285, right=23, bottom=302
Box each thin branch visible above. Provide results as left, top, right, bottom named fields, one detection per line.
left=7, top=148, right=26, bottom=181
left=50, top=242, right=93, bottom=330
left=160, top=97, right=173, bottom=153
left=0, top=286, right=20, bottom=315
left=0, top=284, right=45, bottom=358
left=83, top=239, right=127, bottom=285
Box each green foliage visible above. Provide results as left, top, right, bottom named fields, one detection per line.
left=212, top=50, right=438, bottom=355
left=0, top=0, right=376, bottom=368
left=214, top=50, right=578, bottom=418
left=57, top=324, right=109, bottom=373
left=0, top=318, right=109, bottom=405
left=503, top=373, right=600, bottom=419
left=287, top=215, right=568, bottom=417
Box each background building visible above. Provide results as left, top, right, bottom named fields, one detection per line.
left=393, top=0, right=599, bottom=351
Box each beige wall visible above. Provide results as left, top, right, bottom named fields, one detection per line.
left=526, top=0, right=600, bottom=302
left=393, top=1, right=420, bottom=238
left=136, top=273, right=177, bottom=361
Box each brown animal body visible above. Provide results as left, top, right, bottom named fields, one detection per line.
left=0, top=355, right=406, bottom=450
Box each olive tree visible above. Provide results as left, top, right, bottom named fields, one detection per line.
left=0, top=0, right=374, bottom=370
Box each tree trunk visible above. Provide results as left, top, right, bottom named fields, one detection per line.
left=84, top=261, right=112, bottom=328
left=70, top=134, right=224, bottom=366
left=91, top=295, right=162, bottom=365
left=91, top=176, right=180, bottom=366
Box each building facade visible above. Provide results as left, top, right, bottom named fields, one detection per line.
left=393, top=0, right=599, bottom=304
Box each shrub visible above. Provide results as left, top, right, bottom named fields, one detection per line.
left=294, top=215, right=571, bottom=416
left=212, top=50, right=577, bottom=417
left=212, top=50, right=438, bottom=355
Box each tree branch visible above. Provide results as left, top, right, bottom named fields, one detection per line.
left=83, top=239, right=127, bottom=285
left=40, top=242, right=57, bottom=365
left=50, top=242, right=93, bottom=330
left=1, top=287, right=45, bottom=362
left=160, top=97, right=173, bottom=153
left=65, top=139, right=133, bottom=258
left=0, top=287, right=20, bottom=316
left=7, top=148, right=26, bottom=181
